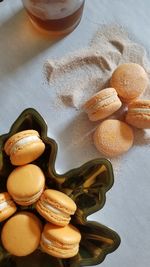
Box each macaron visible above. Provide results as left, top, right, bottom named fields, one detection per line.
left=4, top=130, right=45, bottom=166
left=110, top=63, right=148, bottom=103
left=40, top=223, right=81, bottom=258
left=1, top=212, right=42, bottom=256
left=36, top=189, right=77, bottom=226
left=126, top=99, right=150, bottom=128
left=0, top=192, right=17, bottom=222
left=7, top=164, right=45, bottom=206
left=93, top=119, right=134, bottom=157
left=83, top=88, right=122, bottom=121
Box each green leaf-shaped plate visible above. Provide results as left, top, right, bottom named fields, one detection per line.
left=0, top=108, right=120, bottom=267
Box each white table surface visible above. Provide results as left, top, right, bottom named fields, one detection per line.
left=1, top=0, right=150, bottom=266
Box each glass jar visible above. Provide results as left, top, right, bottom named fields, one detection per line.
left=22, top=0, right=85, bottom=35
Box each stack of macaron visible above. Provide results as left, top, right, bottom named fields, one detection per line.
left=83, top=63, right=150, bottom=157
left=0, top=129, right=81, bottom=259
left=36, top=189, right=81, bottom=258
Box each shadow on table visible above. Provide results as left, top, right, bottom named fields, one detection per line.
left=0, top=8, right=63, bottom=78
left=56, top=111, right=101, bottom=162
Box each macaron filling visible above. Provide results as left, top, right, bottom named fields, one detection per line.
left=0, top=201, right=9, bottom=211
left=41, top=234, right=53, bottom=246
left=13, top=187, right=44, bottom=203
left=41, top=233, right=79, bottom=250
left=10, top=135, right=41, bottom=154
left=86, top=95, right=121, bottom=120
left=86, top=92, right=118, bottom=111
left=42, top=201, right=70, bottom=218
left=91, top=94, right=119, bottom=111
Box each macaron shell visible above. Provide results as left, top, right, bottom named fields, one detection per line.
left=110, top=63, right=148, bottom=102
left=15, top=188, right=44, bottom=206
left=126, top=114, right=150, bottom=128
left=0, top=192, right=17, bottom=222
left=36, top=189, right=76, bottom=226
left=41, top=223, right=81, bottom=258
left=1, top=212, right=42, bottom=256
left=0, top=201, right=17, bottom=222
left=83, top=88, right=117, bottom=109
left=36, top=200, right=70, bottom=226
left=10, top=141, right=45, bottom=166
left=42, top=189, right=77, bottom=214
left=43, top=223, right=81, bottom=245
left=126, top=100, right=150, bottom=128
left=4, top=130, right=40, bottom=155
left=93, top=119, right=134, bottom=157
left=88, top=99, right=122, bottom=121
left=40, top=239, right=79, bottom=258
left=7, top=164, right=45, bottom=205
left=119, top=96, right=138, bottom=104
left=83, top=88, right=122, bottom=121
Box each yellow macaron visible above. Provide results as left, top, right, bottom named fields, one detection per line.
left=0, top=192, right=17, bottom=222
left=83, top=88, right=122, bottom=121
left=1, top=212, right=42, bottom=256
left=36, top=189, right=77, bottom=226
left=93, top=119, right=134, bottom=157
left=4, top=130, right=45, bottom=166
left=110, top=63, right=148, bottom=103
left=126, top=99, right=150, bottom=128
left=7, top=164, right=45, bottom=206
left=40, top=223, right=81, bottom=258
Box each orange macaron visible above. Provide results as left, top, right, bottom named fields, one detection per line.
left=4, top=130, right=45, bottom=166
left=83, top=88, right=122, bottom=121
left=1, top=212, right=42, bottom=256
left=36, top=189, right=77, bottom=226
left=0, top=192, right=17, bottom=222
left=126, top=99, right=150, bottom=128
left=7, top=164, right=45, bottom=206
left=93, top=119, right=134, bottom=157
left=110, top=63, right=148, bottom=103
left=40, top=223, right=81, bottom=258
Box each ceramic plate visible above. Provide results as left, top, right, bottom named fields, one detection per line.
left=0, top=108, right=120, bottom=267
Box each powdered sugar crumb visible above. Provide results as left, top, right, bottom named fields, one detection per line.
left=45, top=24, right=150, bottom=110
left=44, top=24, right=150, bottom=176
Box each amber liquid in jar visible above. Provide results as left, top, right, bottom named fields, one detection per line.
left=22, top=0, right=85, bottom=35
